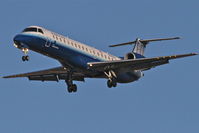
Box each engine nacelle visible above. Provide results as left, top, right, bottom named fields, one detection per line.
left=124, top=52, right=136, bottom=60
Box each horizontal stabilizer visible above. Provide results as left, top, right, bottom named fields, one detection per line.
left=109, top=37, right=180, bottom=47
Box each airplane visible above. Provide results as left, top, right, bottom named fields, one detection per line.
left=3, top=26, right=197, bottom=93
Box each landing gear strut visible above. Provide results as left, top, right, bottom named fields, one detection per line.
left=21, top=48, right=29, bottom=62
left=105, top=70, right=117, bottom=88
left=65, top=72, right=77, bottom=93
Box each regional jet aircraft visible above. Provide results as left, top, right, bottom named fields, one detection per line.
left=3, top=26, right=197, bottom=93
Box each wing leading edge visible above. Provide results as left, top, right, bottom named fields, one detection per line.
left=87, top=53, right=197, bottom=71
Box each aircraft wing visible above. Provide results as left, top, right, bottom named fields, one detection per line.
left=3, top=67, right=85, bottom=81
left=87, top=53, right=197, bottom=71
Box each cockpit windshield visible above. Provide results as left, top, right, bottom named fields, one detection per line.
left=22, top=28, right=44, bottom=34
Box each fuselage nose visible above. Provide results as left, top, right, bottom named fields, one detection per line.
left=13, top=34, right=21, bottom=45
left=14, top=34, right=28, bottom=44
left=13, top=33, right=34, bottom=49
left=13, top=34, right=24, bottom=49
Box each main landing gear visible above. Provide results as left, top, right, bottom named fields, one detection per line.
left=21, top=48, right=29, bottom=62
left=68, top=84, right=77, bottom=93
left=65, top=72, right=77, bottom=93
left=107, top=78, right=117, bottom=88
left=65, top=80, right=77, bottom=93
left=105, top=70, right=117, bottom=88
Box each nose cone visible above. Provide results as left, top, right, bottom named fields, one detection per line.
left=13, top=34, right=32, bottom=49
left=14, top=34, right=28, bottom=43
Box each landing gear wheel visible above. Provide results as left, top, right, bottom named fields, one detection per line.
left=22, top=56, right=29, bottom=61
left=22, top=56, right=26, bottom=61
left=72, top=84, right=77, bottom=92
left=67, top=84, right=77, bottom=93
left=67, top=87, right=73, bottom=93
left=107, top=79, right=117, bottom=88
left=107, top=79, right=113, bottom=88
left=25, top=56, right=29, bottom=61
left=65, top=72, right=77, bottom=93
left=112, top=81, right=117, bottom=87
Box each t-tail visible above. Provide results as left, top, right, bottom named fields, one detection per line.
left=109, top=37, right=180, bottom=56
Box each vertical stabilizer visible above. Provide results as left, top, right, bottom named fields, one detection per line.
left=133, top=38, right=146, bottom=56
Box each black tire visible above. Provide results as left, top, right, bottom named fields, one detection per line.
left=67, top=87, right=73, bottom=93
left=22, top=56, right=26, bottom=61
left=107, top=80, right=112, bottom=88
left=112, top=81, right=117, bottom=87
left=25, top=56, right=29, bottom=61
left=72, top=84, right=77, bottom=92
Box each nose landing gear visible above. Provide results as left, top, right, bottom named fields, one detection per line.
left=21, top=48, right=29, bottom=62
left=22, top=55, right=29, bottom=61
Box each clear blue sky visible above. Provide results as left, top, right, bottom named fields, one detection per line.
left=0, top=0, right=198, bottom=133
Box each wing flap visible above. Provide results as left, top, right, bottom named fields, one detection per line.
left=131, top=60, right=169, bottom=70
left=28, top=75, right=59, bottom=81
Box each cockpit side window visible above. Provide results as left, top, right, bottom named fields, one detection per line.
left=38, top=29, right=44, bottom=34
left=23, top=28, right=37, bottom=32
